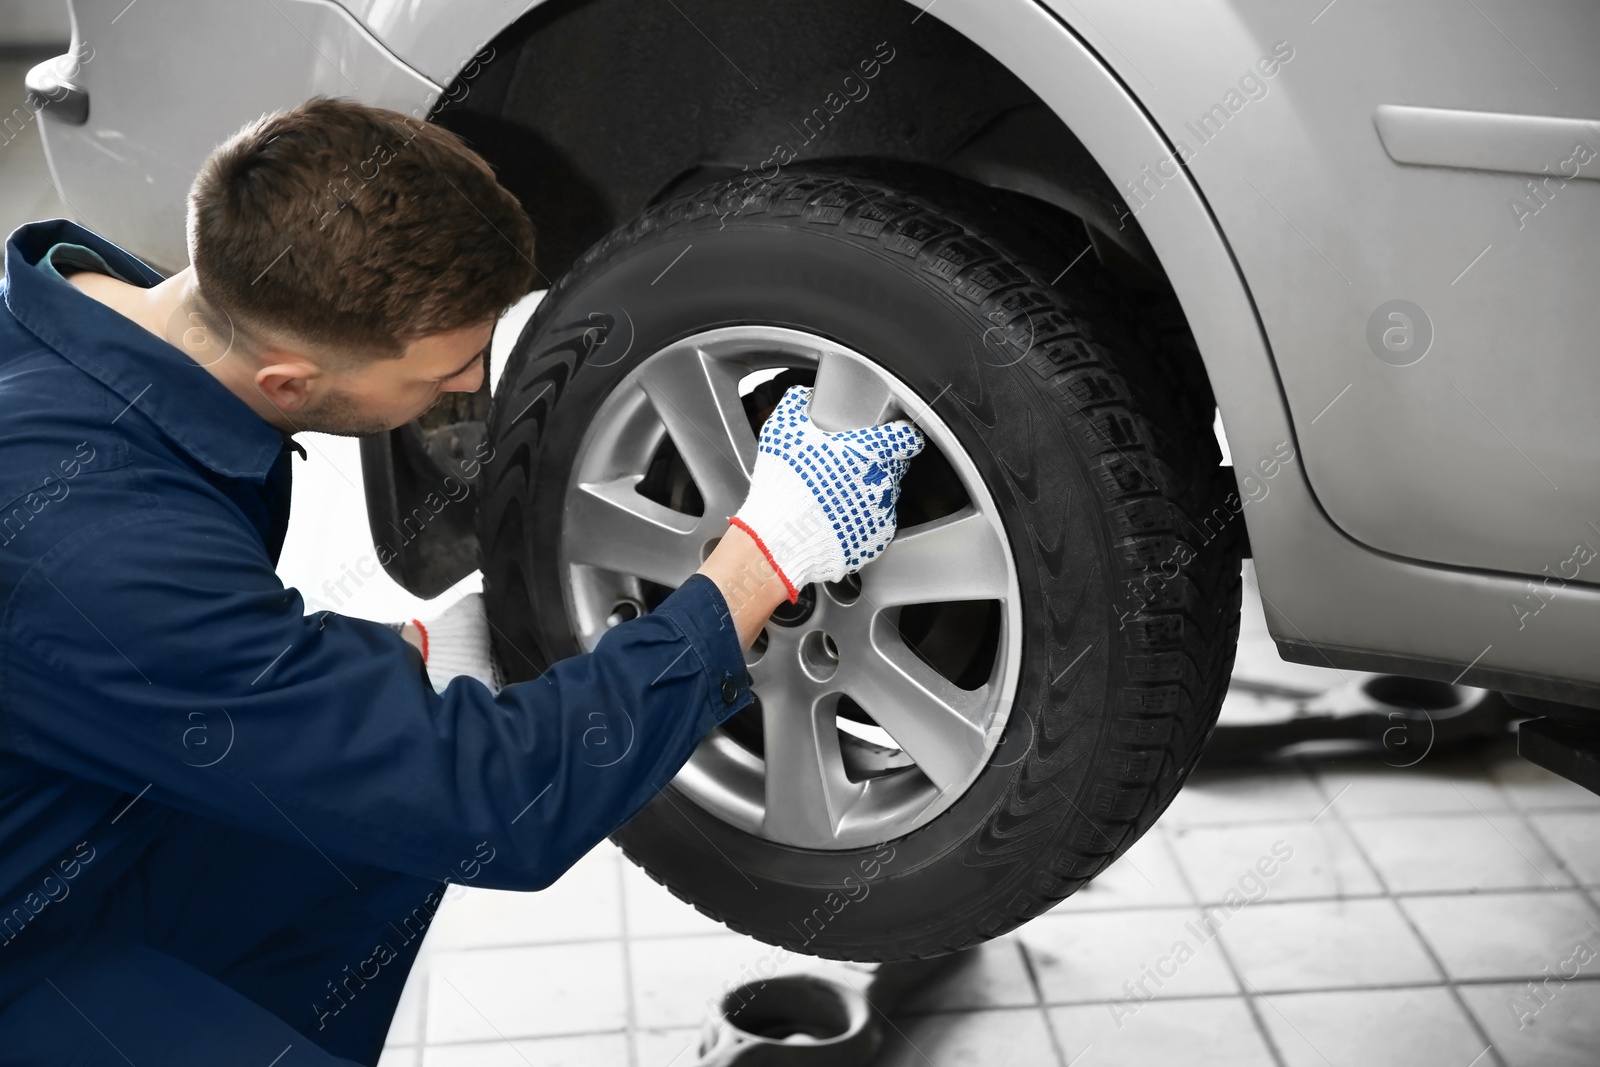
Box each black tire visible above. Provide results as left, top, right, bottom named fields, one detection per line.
left=478, top=164, right=1241, bottom=961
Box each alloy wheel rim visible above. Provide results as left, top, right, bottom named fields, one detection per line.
left=560, top=325, right=1022, bottom=849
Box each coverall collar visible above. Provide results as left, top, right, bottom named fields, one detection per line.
left=3, top=219, right=301, bottom=483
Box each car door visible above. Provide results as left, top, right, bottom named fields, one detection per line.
left=1057, top=0, right=1600, bottom=584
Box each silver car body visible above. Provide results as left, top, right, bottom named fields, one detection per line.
left=37, top=0, right=1600, bottom=703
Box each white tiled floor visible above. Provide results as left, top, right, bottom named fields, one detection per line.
left=1255, top=987, right=1487, bottom=1067
left=1399, top=891, right=1600, bottom=983
left=370, top=589, right=1600, bottom=1067
left=1347, top=813, right=1570, bottom=894
left=7, top=58, right=1600, bottom=1067
left=1217, top=897, right=1443, bottom=992
left=1025, top=906, right=1241, bottom=1002
left=1530, top=812, right=1600, bottom=885
left=1458, top=981, right=1600, bottom=1067
left=1050, top=997, right=1276, bottom=1067
left=1166, top=819, right=1383, bottom=903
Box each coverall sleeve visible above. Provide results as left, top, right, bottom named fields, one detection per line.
left=0, top=508, right=753, bottom=890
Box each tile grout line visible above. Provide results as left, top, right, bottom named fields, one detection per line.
left=1508, top=804, right=1600, bottom=949
left=615, top=853, right=641, bottom=1067
left=1030, top=975, right=1600, bottom=1005
left=405, top=970, right=1600, bottom=1049
left=1045, top=881, right=1600, bottom=915
left=1516, top=812, right=1599, bottom=897
left=424, top=877, right=1600, bottom=945
left=1483, top=734, right=1600, bottom=820
left=1309, top=753, right=1510, bottom=1067
left=1457, top=746, right=1600, bottom=1057
left=1164, top=777, right=1600, bottom=825
left=1018, top=937, right=1073, bottom=1067
left=1167, top=799, right=1600, bottom=829
left=1159, top=805, right=1292, bottom=1067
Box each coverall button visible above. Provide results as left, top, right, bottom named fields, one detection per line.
left=720, top=673, right=739, bottom=704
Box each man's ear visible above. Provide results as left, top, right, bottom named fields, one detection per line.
left=253, top=350, right=325, bottom=414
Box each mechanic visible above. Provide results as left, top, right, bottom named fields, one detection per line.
left=0, top=97, right=924, bottom=1065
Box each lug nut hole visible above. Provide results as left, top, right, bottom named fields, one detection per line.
left=825, top=572, right=862, bottom=606
left=800, top=631, right=839, bottom=682
left=606, top=598, right=644, bottom=627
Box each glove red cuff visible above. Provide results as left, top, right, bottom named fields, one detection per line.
left=727, top=517, right=800, bottom=604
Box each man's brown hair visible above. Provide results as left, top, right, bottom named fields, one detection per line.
left=187, top=96, right=538, bottom=364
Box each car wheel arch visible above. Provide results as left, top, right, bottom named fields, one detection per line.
left=400, top=0, right=1290, bottom=588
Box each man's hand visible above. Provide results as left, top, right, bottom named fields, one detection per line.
left=397, top=593, right=504, bottom=695
left=705, top=385, right=926, bottom=633
left=695, top=524, right=794, bottom=649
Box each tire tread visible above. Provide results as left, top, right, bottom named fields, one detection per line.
left=487, top=163, right=1242, bottom=961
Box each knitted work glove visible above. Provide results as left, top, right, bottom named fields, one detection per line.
left=730, top=384, right=926, bottom=603
left=387, top=592, right=506, bottom=695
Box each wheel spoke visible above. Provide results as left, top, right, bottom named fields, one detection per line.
left=566, top=476, right=702, bottom=587
left=835, top=617, right=991, bottom=793
left=636, top=346, right=755, bottom=515
left=861, top=508, right=1010, bottom=607
left=761, top=688, right=860, bottom=848
left=745, top=627, right=795, bottom=686
left=808, top=345, right=894, bottom=431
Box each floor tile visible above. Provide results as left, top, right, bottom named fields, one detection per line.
left=897, top=937, right=1038, bottom=1013
left=628, top=935, right=772, bottom=1030
left=1401, top=891, right=1600, bottom=981
left=1167, top=820, right=1380, bottom=903
left=1529, top=811, right=1600, bottom=885
left=620, top=857, right=733, bottom=939
left=627, top=933, right=867, bottom=1030
left=1160, top=766, right=1329, bottom=826
left=633, top=1027, right=702, bottom=1067
left=1050, top=826, right=1194, bottom=911
left=1307, top=753, right=1510, bottom=818
left=875, top=1007, right=1062, bottom=1067
left=1216, top=898, right=1440, bottom=991
left=1484, top=740, right=1600, bottom=812
left=427, top=845, right=621, bottom=949
left=1346, top=813, right=1570, bottom=893
left=1460, top=980, right=1600, bottom=1067
left=421, top=1033, right=630, bottom=1066
left=1020, top=908, right=1238, bottom=1003
left=1049, top=996, right=1275, bottom=1067
left=1253, top=986, right=1486, bottom=1067
left=425, top=942, right=627, bottom=1042
left=376, top=1049, right=417, bottom=1067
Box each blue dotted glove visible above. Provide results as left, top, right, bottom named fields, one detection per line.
left=730, top=385, right=927, bottom=603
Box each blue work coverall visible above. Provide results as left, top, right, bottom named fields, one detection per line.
left=0, top=220, right=754, bottom=1065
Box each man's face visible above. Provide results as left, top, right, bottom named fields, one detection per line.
left=297, top=321, right=495, bottom=437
